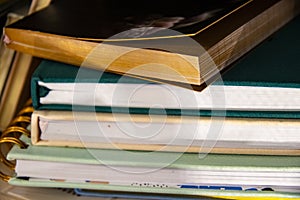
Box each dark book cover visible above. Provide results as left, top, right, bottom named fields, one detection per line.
left=7, top=0, right=252, bottom=40
left=5, top=0, right=296, bottom=89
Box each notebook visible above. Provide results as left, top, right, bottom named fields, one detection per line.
left=3, top=136, right=300, bottom=199
left=1, top=108, right=299, bottom=200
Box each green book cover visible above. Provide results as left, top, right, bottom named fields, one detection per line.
left=31, top=15, right=300, bottom=118
left=8, top=136, right=300, bottom=172
left=6, top=136, right=300, bottom=198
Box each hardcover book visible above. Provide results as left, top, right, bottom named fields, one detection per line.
left=1, top=107, right=299, bottom=199
left=4, top=136, right=300, bottom=198
left=30, top=109, right=300, bottom=155
left=31, top=14, right=300, bottom=119
left=4, top=0, right=299, bottom=89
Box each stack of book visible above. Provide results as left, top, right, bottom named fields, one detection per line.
left=1, top=0, right=300, bottom=199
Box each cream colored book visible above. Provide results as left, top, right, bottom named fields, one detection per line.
left=31, top=110, right=300, bottom=155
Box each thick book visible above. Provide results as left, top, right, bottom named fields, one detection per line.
left=30, top=110, right=300, bottom=155
left=4, top=0, right=299, bottom=89
left=4, top=136, right=300, bottom=198
left=31, top=14, right=300, bottom=119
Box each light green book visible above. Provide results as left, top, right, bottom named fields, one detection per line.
left=5, top=136, right=300, bottom=199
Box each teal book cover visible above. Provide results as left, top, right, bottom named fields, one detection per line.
left=31, top=15, right=300, bottom=118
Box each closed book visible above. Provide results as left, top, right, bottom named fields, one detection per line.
left=1, top=114, right=299, bottom=199
left=30, top=110, right=300, bottom=155
left=31, top=15, right=300, bottom=119
left=4, top=0, right=300, bottom=88
left=5, top=136, right=300, bottom=199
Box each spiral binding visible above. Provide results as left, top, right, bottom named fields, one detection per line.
left=0, top=99, right=33, bottom=182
